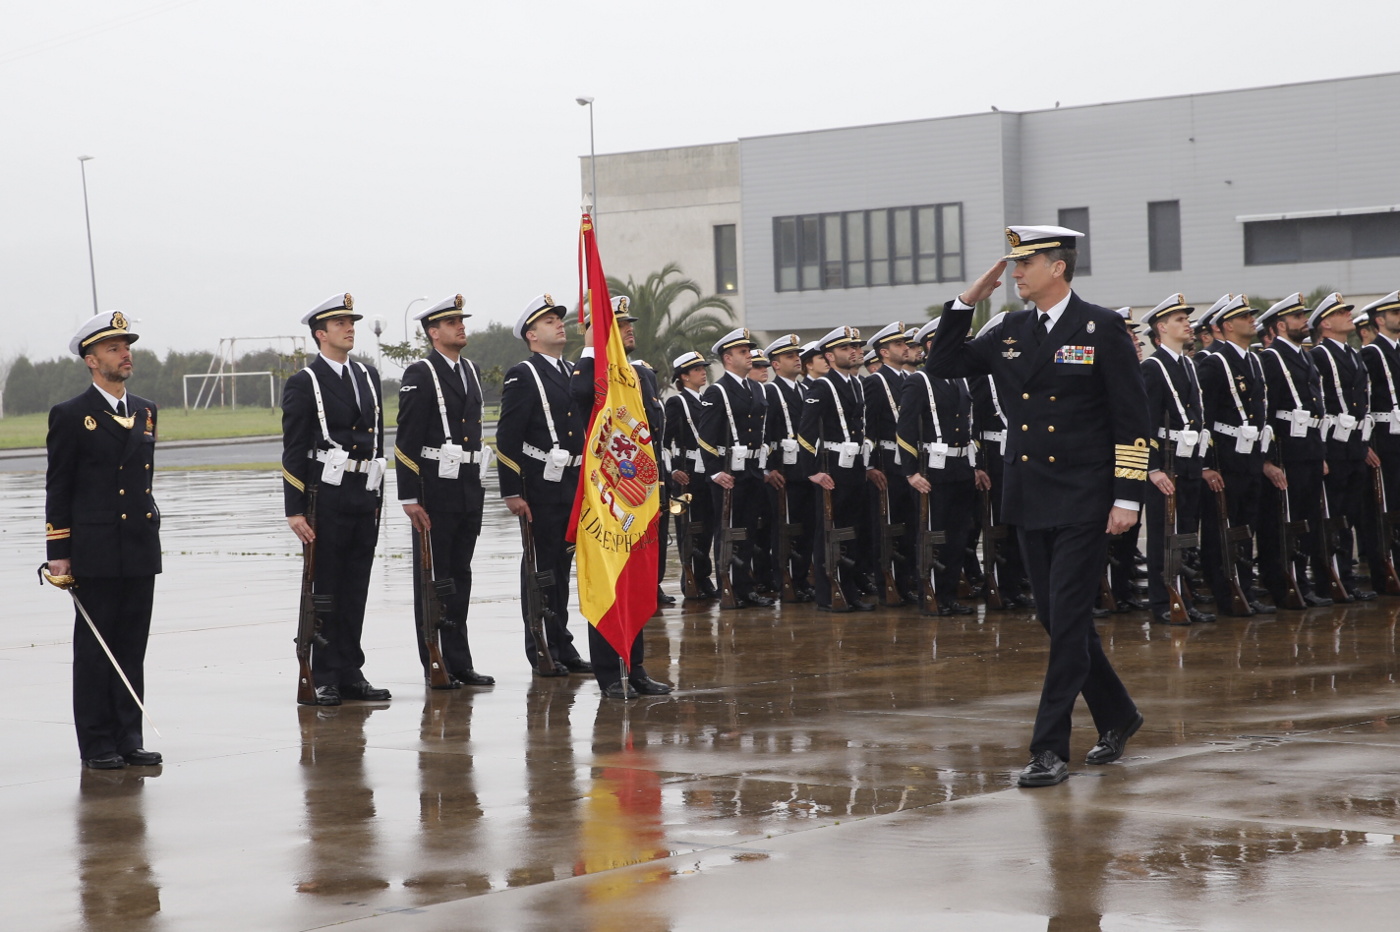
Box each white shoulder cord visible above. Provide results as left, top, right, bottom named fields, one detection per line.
left=1147, top=356, right=1191, bottom=427
left=1364, top=342, right=1398, bottom=411
left=524, top=360, right=561, bottom=448
left=1263, top=347, right=1305, bottom=410
left=302, top=366, right=336, bottom=447
left=353, top=361, right=381, bottom=460
left=916, top=372, right=946, bottom=445
left=679, top=392, right=706, bottom=475
left=771, top=382, right=794, bottom=437
left=422, top=359, right=454, bottom=440
left=1208, top=352, right=1250, bottom=424
left=822, top=377, right=852, bottom=443
left=717, top=379, right=742, bottom=441
left=988, top=376, right=1005, bottom=424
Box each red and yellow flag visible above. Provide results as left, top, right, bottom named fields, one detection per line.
left=568, top=212, right=660, bottom=662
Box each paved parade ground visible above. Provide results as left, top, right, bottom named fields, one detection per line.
left=3, top=465, right=1400, bottom=931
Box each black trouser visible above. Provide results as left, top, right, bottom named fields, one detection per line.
left=1020, top=522, right=1136, bottom=762
left=679, top=475, right=715, bottom=590
left=812, top=464, right=865, bottom=607
left=1259, top=459, right=1325, bottom=600
left=926, top=478, right=974, bottom=605
left=521, top=498, right=582, bottom=665
left=588, top=624, right=651, bottom=690
left=751, top=476, right=774, bottom=589
left=656, top=483, right=670, bottom=588
left=411, top=491, right=485, bottom=677
left=1201, top=468, right=1262, bottom=614
left=709, top=473, right=762, bottom=596
left=71, top=575, right=154, bottom=760
left=312, top=505, right=378, bottom=688
left=1145, top=469, right=1202, bottom=611
left=871, top=468, right=919, bottom=597
left=769, top=477, right=814, bottom=592
left=984, top=457, right=1027, bottom=597
left=1108, top=519, right=1141, bottom=603
left=1319, top=456, right=1379, bottom=593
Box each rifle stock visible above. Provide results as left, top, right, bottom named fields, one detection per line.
left=1161, top=440, right=1194, bottom=625
left=1212, top=486, right=1253, bottom=616
left=877, top=484, right=905, bottom=606
left=822, top=485, right=854, bottom=611
left=718, top=485, right=747, bottom=609
left=1371, top=466, right=1400, bottom=595
left=915, top=490, right=944, bottom=615
left=295, top=484, right=331, bottom=706
left=1276, top=479, right=1308, bottom=610
left=673, top=491, right=704, bottom=599
left=775, top=487, right=799, bottom=602
left=417, top=526, right=456, bottom=689
left=980, top=490, right=1005, bottom=610
left=1318, top=484, right=1350, bottom=603
left=519, top=513, right=557, bottom=675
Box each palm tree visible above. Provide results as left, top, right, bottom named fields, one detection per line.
left=606, top=263, right=736, bottom=370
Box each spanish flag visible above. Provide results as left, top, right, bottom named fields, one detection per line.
left=568, top=212, right=660, bottom=662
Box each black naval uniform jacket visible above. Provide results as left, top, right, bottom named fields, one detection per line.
left=1363, top=335, right=1400, bottom=463
left=281, top=355, right=385, bottom=518
left=46, top=386, right=162, bottom=576
left=863, top=365, right=907, bottom=476
left=923, top=295, right=1150, bottom=530
left=571, top=353, right=665, bottom=469
left=495, top=354, right=585, bottom=506
left=1311, top=338, right=1371, bottom=465
left=1142, top=347, right=1205, bottom=480
left=698, top=371, right=768, bottom=479
left=895, top=371, right=975, bottom=483
left=1198, top=342, right=1269, bottom=476
left=394, top=352, right=488, bottom=510
left=763, top=375, right=805, bottom=474
left=1258, top=338, right=1326, bottom=464
left=797, top=371, right=868, bottom=477
left=665, top=389, right=712, bottom=484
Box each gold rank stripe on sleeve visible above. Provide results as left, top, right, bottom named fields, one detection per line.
left=281, top=467, right=305, bottom=493
left=697, top=438, right=719, bottom=456
left=394, top=446, right=419, bottom=474
left=45, top=523, right=71, bottom=541
left=497, top=451, right=521, bottom=474
left=798, top=436, right=817, bottom=455
left=897, top=435, right=920, bottom=457
left=1114, top=439, right=1150, bottom=481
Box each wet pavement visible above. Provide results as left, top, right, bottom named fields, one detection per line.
left=4, top=466, right=1400, bottom=930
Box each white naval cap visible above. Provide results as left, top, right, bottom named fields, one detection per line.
left=817, top=325, right=862, bottom=352
left=70, top=310, right=139, bottom=356
left=749, top=348, right=771, bottom=366
left=712, top=327, right=757, bottom=356
left=975, top=312, right=1006, bottom=340
left=514, top=293, right=567, bottom=339
left=1354, top=307, right=1377, bottom=328
left=300, top=293, right=359, bottom=326
left=1196, top=294, right=1233, bottom=329
left=413, top=294, right=470, bottom=326
left=1362, top=291, right=1400, bottom=317
left=764, top=334, right=803, bottom=358
left=1114, top=308, right=1140, bottom=334
left=798, top=340, right=821, bottom=361
left=584, top=294, right=639, bottom=326
left=1002, top=225, right=1084, bottom=261
left=1307, top=292, right=1353, bottom=330
left=862, top=348, right=878, bottom=365
left=1213, top=294, right=1254, bottom=326
left=1257, top=293, right=1307, bottom=330
left=671, top=350, right=708, bottom=376
left=1141, top=293, right=1194, bottom=328
left=864, top=320, right=908, bottom=350
left=903, top=326, right=919, bottom=343
left=914, top=318, right=940, bottom=344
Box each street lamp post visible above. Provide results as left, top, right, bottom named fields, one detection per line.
left=78, top=155, right=98, bottom=314
left=403, top=296, right=429, bottom=343
left=575, top=97, right=596, bottom=224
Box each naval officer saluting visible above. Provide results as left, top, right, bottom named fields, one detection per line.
left=924, top=226, right=1150, bottom=787
left=45, top=311, right=163, bottom=769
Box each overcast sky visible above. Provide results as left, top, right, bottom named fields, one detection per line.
left=2, top=0, right=1393, bottom=369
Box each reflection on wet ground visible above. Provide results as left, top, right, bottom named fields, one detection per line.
left=4, top=468, right=1400, bottom=930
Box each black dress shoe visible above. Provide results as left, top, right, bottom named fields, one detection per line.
left=85, top=754, right=126, bottom=770
left=938, top=602, right=974, bottom=616
left=563, top=658, right=594, bottom=674
left=851, top=599, right=876, bottom=612
left=1152, top=609, right=1190, bottom=626
left=656, top=588, right=677, bottom=605
left=817, top=604, right=854, bottom=613
left=900, top=590, right=922, bottom=605
left=741, top=592, right=776, bottom=607
left=310, top=685, right=341, bottom=706
left=601, top=681, right=638, bottom=700
left=1017, top=750, right=1069, bottom=787
left=1008, top=594, right=1036, bottom=609
left=1303, top=592, right=1334, bottom=607
left=1086, top=711, right=1144, bottom=765
left=1248, top=600, right=1276, bottom=614
left=123, top=748, right=162, bottom=766
left=629, top=675, right=672, bottom=695
left=1350, top=588, right=1378, bottom=602
left=534, top=662, right=569, bottom=678
left=1114, top=597, right=1148, bottom=613
left=1187, top=608, right=1216, bottom=624
left=341, top=681, right=391, bottom=701
left=454, top=669, right=495, bottom=686
left=1092, top=606, right=1111, bottom=618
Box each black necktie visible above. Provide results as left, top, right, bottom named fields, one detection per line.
left=116, top=399, right=126, bottom=418
left=342, top=367, right=358, bottom=410
left=559, top=359, right=570, bottom=378
left=456, top=360, right=469, bottom=394
left=1034, top=313, right=1049, bottom=346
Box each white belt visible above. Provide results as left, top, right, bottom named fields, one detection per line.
left=1274, top=411, right=1320, bottom=428
left=923, top=442, right=972, bottom=466
left=1374, top=410, right=1400, bottom=424
left=980, top=430, right=1007, bottom=444
left=421, top=446, right=486, bottom=463
left=1212, top=422, right=1245, bottom=437
left=522, top=442, right=583, bottom=467
left=877, top=440, right=898, bottom=452
left=309, top=450, right=377, bottom=473
left=1157, top=428, right=1195, bottom=440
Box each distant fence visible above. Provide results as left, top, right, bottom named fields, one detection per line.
left=183, top=371, right=276, bottom=410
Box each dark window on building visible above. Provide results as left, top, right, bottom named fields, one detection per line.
left=714, top=224, right=737, bottom=294
left=772, top=202, right=965, bottom=292
left=1148, top=200, right=1182, bottom=272
left=1244, top=211, right=1400, bottom=265
left=1057, top=207, right=1091, bottom=276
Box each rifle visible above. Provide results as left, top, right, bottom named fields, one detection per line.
left=1275, top=479, right=1308, bottom=610
left=417, top=526, right=457, bottom=689
left=1318, top=484, right=1351, bottom=603
left=1212, top=485, right=1253, bottom=616
left=295, top=483, right=331, bottom=706
left=671, top=492, right=703, bottom=599
left=1371, top=466, right=1400, bottom=594
left=717, top=485, right=747, bottom=609
left=1161, top=437, right=1196, bottom=625
left=876, top=483, right=906, bottom=607
left=519, top=513, right=558, bottom=675
left=775, top=485, right=800, bottom=603
left=915, top=490, right=945, bottom=615
left=980, top=490, right=1006, bottom=610
left=822, top=484, right=855, bottom=612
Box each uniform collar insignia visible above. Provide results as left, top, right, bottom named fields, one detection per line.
left=1003, top=337, right=1017, bottom=344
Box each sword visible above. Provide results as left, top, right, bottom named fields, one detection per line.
left=39, top=563, right=161, bottom=737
